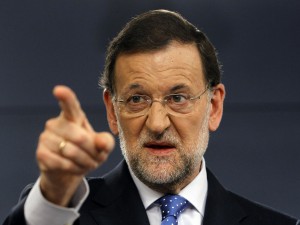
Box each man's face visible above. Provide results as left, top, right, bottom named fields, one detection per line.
left=104, top=41, right=225, bottom=193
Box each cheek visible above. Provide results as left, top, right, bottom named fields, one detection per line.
left=118, top=117, right=145, bottom=141
left=173, top=113, right=207, bottom=142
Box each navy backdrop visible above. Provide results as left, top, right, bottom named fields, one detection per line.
left=0, top=0, right=299, bottom=221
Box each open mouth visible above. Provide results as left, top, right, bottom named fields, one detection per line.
left=144, top=142, right=175, bottom=150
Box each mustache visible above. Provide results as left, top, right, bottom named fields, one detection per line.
left=137, top=130, right=180, bottom=147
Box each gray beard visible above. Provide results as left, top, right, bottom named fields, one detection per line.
left=117, top=101, right=210, bottom=191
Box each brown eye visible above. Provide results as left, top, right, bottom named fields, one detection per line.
left=126, top=95, right=150, bottom=105
left=168, top=94, right=188, bottom=103
left=129, top=95, right=143, bottom=103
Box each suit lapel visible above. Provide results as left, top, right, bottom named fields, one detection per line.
left=203, top=169, right=246, bottom=225
left=82, top=162, right=247, bottom=225
left=88, top=161, right=150, bottom=225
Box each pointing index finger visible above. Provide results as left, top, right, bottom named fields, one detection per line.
left=53, top=85, right=85, bottom=124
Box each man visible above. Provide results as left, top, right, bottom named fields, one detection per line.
left=3, top=9, right=299, bottom=225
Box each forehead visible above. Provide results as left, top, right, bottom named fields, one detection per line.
left=114, top=42, right=206, bottom=94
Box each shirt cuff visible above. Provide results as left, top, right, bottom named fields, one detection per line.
left=24, top=177, right=89, bottom=225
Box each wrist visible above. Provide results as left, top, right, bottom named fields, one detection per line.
left=40, top=174, right=83, bottom=207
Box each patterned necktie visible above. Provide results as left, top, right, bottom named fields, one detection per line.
left=157, top=194, right=190, bottom=225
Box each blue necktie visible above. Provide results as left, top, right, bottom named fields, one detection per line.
left=157, top=194, right=190, bottom=225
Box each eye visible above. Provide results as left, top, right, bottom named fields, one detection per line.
left=127, top=95, right=147, bottom=104
left=168, top=94, right=188, bottom=103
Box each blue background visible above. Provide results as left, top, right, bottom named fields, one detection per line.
left=1, top=0, right=299, bottom=221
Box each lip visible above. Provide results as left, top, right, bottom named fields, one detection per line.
left=144, top=142, right=176, bottom=156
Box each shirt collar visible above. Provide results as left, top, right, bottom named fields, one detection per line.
left=129, top=158, right=208, bottom=217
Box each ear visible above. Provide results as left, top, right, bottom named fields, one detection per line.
left=209, top=84, right=226, bottom=132
left=103, top=90, right=119, bottom=135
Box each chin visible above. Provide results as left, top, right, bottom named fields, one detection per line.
left=135, top=161, right=186, bottom=185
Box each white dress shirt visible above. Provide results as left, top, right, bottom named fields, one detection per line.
left=130, top=158, right=208, bottom=225
left=24, top=159, right=207, bottom=225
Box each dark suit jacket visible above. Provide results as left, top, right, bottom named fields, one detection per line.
left=3, top=161, right=299, bottom=225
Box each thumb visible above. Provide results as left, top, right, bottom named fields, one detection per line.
left=94, top=132, right=115, bottom=154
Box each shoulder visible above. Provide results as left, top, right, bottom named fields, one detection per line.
left=205, top=168, right=299, bottom=225
left=86, top=160, right=133, bottom=194
left=228, top=191, right=298, bottom=225
left=82, top=161, right=138, bottom=208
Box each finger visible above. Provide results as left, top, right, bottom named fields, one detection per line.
left=45, top=118, right=97, bottom=158
left=42, top=121, right=109, bottom=169
left=57, top=141, right=98, bottom=170
left=37, top=142, right=86, bottom=175
left=82, top=117, right=95, bottom=133
left=57, top=131, right=114, bottom=167
left=39, top=131, right=97, bottom=170
left=39, top=130, right=61, bottom=154
left=53, top=85, right=86, bottom=124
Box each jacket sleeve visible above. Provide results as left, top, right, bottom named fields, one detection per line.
left=2, top=184, right=33, bottom=225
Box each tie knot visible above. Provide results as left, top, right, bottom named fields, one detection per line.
left=157, top=195, right=189, bottom=221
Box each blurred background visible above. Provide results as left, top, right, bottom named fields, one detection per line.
left=0, top=0, right=299, bottom=221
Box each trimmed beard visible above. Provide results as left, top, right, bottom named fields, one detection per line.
left=117, top=100, right=210, bottom=191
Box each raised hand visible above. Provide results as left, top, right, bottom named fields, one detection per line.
left=36, top=85, right=114, bottom=206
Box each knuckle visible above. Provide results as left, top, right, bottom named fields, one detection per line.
left=74, top=133, right=87, bottom=145
left=36, top=148, right=48, bottom=161
left=91, top=162, right=98, bottom=169
left=65, top=147, right=77, bottom=159
left=62, top=161, right=74, bottom=172
left=45, top=118, right=56, bottom=130
left=36, top=151, right=54, bottom=172
left=38, top=132, right=47, bottom=143
left=98, top=151, right=108, bottom=162
left=62, top=162, right=83, bottom=175
left=36, top=150, right=44, bottom=162
left=81, top=111, right=87, bottom=119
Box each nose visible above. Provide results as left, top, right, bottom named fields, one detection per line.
left=145, top=101, right=171, bottom=135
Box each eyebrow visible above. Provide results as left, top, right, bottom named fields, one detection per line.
left=128, top=83, right=142, bottom=90
left=170, top=84, right=190, bottom=92
left=124, top=83, right=191, bottom=93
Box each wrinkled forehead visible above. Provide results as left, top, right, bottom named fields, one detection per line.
left=113, top=42, right=206, bottom=95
